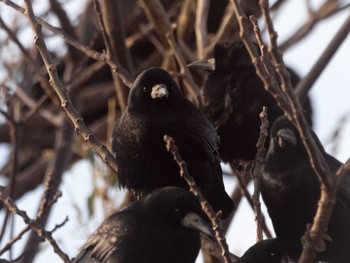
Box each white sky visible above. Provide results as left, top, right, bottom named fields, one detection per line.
left=0, top=1, right=349, bottom=262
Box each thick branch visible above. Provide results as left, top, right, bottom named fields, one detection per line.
left=93, top=0, right=130, bottom=111
left=195, top=0, right=209, bottom=59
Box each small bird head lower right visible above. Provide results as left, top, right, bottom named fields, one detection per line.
left=145, top=187, right=212, bottom=236
left=268, top=116, right=301, bottom=154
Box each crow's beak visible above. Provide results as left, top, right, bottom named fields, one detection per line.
left=187, top=58, right=216, bottom=72
left=277, top=129, right=297, bottom=147
left=151, top=84, right=169, bottom=99
left=181, top=212, right=212, bottom=237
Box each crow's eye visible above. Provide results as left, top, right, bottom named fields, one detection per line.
left=143, top=87, right=148, bottom=92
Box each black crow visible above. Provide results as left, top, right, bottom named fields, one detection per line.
left=188, top=41, right=313, bottom=162
left=261, top=116, right=350, bottom=262
left=73, top=187, right=212, bottom=263
left=112, top=67, right=234, bottom=218
left=236, top=238, right=282, bottom=263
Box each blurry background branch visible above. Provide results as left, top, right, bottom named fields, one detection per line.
left=0, top=186, right=71, bottom=262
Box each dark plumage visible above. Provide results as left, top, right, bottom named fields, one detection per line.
left=188, top=41, right=313, bottom=162
left=73, top=187, right=212, bottom=263
left=112, top=67, right=234, bottom=218
left=261, top=116, right=350, bottom=262
left=236, top=238, right=282, bottom=263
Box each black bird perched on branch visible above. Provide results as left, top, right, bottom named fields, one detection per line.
left=261, top=116, right=350, bottom=262
left=188, top=41, right=313, bottom=162
left=73, top=187, right=212, bottom=263
left=112, top=67, right=234, bottom=218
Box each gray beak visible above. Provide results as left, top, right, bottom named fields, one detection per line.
left=150, top=84, right=168, bottom=99
left=187, top=58, right=216, bottom=72
left=277, top=128, right=297, bottom=147
left=181, top=212, right=212, bottom=237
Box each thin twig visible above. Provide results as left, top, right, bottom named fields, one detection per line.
left=231, top=0, right=334, bottom=190
left=252, top=107, right=269, bottom=242
left=50, top=216, right=69, bottom=233
left=0, top=112, right=18, bottom=245
left=21, top=118, right=73, bottom=262
left=195, top=0, right=209, bottom=59
left=14, top=85, right=60, bottom=127
left=259, top=0, right=334, bottom=190
left=22, top=0, right=118, bottom=173
left=0, top=187, right=71, bottom=263
left=92, top=0, right=129, bottom=111
left=99, top=0, right=134, bottom=74
left=1, top=0, right=133, bottom=88
left=140, top=0, right=199, bottom=103
left=299, top=158, right=350, bottom=262
left=231, top=0, right=343, bottom=261
left=249, top=15, right=272, bottom=76
left=229, top=164, right=272, bottom=239
left=258, top=2, right=340, bottom=260
left=164, top=135, right=233, bottom=263
left=49, top=0, right=77, bottom=60
left=279, top=2, right=350, bottom=51
left=0, top=14, right=59, bottom=105
left=203, top=3, right=236, bottom=57
left=230, top=0, right=293, bottom=114
left=0, top=226, right=31, bottom=256
left=221, top=173, right=250, bottom=235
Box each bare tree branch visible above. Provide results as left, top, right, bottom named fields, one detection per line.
left=0, top=226, right=31, bottom=256
left=195, top=0, right=210, bottom=59
left=1, top=0, right=133, bottom=88
left=252, top=107, right=269, bottom=242
left=0, top=187, right=71, bottom=263
left=20, top=118, right=73, bottom=262
left=279, top=1, right=350, bottom=51
left=229, top=164, right=272, bottom=239
left=22, top=0, right=119, bottom=173
left=299, top=158, right=350, bottom=262
left=49, top=0, right=77, bottom=60
left=93, top=0, right=130, bottom=111
left=0, top=14, right=60, bottom=106
left=164, top=135, right=233, bottom=263
left=296, top=14, right=350, bottom=102
left=140, top=0, right=200, bottom=103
